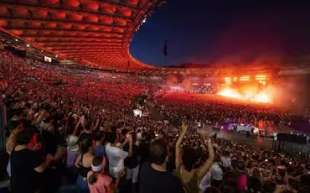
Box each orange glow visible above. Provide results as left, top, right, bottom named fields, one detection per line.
left=219, top=74, right=273, bottom=104
left=217, top=87, right=273, bottom=104
left=239, top=75, right=250, bottom=81
left=258, top=80, right=266, bottom=85
left=224, top=77, right=232, bottom=84
left=255, top=74, right=267, bottom=81
left=218, top=88, right=242, bottom=99
left=254, top=92, right=272, bottom=103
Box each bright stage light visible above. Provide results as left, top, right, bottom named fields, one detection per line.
left=224, top=77, right=232, bottom=84
left=255, top=74, right=266, bottom=81
left=218, top=88, right=242, bottom=99
left=217, top=87, right=273, bottom=104
left=240, top=75, right=250, bottom=81
left=258, top=80, right=266, bottom=85
left=253, top=92, right=272, bottom=103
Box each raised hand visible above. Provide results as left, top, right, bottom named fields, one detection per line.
left=127, top=133, right=133, bottom=144
left=181, top=121, right=188, bottom=134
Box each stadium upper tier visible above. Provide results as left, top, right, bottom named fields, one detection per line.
left=0, top=0, right=160, bottom=70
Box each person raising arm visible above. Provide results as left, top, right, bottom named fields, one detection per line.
left=175, top=122, right=215, bottom=193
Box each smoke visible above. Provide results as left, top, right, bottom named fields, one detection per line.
left=273, top=75, right=310, bottom=114
left=180, top=3, right=310, bottom=68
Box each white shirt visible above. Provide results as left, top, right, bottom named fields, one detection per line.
left=105, top=143, right=128, bottom=178
left=221, top=156, right=231, bottom=168
left=210, top=162, right=223, bottom=181
left=199, top=171, right=211, bottom=192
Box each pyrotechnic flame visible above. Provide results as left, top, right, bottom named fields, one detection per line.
left=253, top=92, right=272, bottom=103
left=218, top=88, right=242, bottom=99
left=217, top=87, right=273, bottom=104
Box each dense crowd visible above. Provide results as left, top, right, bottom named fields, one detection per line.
left=1, top=49, right=310, bottom=193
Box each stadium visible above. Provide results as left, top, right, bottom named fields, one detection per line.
left=0, top=1, right=309, bottom=193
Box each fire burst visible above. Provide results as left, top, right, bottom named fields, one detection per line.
left=218, top=87, right=273, bottom=104
left=218, top=74, right=273, bottom=104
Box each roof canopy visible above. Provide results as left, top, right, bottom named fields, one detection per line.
left=0, top=0, right=159, bottom=69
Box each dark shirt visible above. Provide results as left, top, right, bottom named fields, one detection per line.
left=79, top=132, right=92, bottom=142
left=0, top=101, right=6, bottom=150
left=40, top=131, right=66, bottom=193
left=41, top=130, right=66, bottom=157
left=139, top=163, right=184, bottom=193
left=0, top=101, right=6, bottom=130
left=124, top=144, right=139, bottom=169
left=10, top=149, right=42, bottom=193
left=95, top=144, right=106, bottom=157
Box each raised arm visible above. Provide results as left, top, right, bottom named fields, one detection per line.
left=34, top=154, right=53, bottom=173
left=91, top=116, right=100, bottom=131
left=32, top=110, right=46, bottom=125
left=6, top=127, right=21, bottom=154
left=197, top=138, right=215, bottom=181
left=73, top=115, right=82, bottom=136
left=75, top=154, right=82, bottom=168
left=127, top=133, right=133, bottom=157
left=175, top=122, right=188, bottom=169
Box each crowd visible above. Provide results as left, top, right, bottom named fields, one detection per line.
left=0, top=48, right=310, bottom=193
left=155, top=92, right=310, bottom=135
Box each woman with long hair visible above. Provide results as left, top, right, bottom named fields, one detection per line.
left=75, top=138, right=94, bottom=193
left=175, top=122, right=215, bottom=193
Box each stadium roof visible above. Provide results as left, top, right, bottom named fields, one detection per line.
left=0, top=0, right=160, bottom=69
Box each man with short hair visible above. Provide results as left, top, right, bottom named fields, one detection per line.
left=139, top=139, right=184, bottom=193
left=10, top=129, right=52, bottom=193
left=105, top=131, right=132, bottom=179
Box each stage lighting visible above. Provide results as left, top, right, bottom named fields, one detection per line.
left=240, top=75, right=250, bottom=81
left=255, top=75, right=266, bottom=81
left=224, top=77, right=232, bottom=84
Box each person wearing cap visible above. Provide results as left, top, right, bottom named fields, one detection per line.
left=65, top=134, right=80, bottom=183
left=66, top=135, right=79, bottom=168
left=87, top=156, right=113, bottom=193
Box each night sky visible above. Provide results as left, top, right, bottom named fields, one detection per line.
left=130, top=0, right=310, bottom=67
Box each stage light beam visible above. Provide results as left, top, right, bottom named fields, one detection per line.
left=240, top=75, right=250, bottom=81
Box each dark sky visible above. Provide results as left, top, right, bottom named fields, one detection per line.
left=130, top=0, right=310, bottom=67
